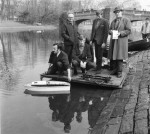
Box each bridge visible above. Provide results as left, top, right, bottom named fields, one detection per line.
left=74, top=8, right=150, bottom=25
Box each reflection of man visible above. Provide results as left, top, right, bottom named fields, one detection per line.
left=61, top=11, right=81, bottom=63
left=141, top=18, right=150, bottom=39
left=72, top=36, right=96, bottom=75
left=48, top=94, right=72, bottom=133
left=88, top=97, right=108, bottom=132
left=44, top=43, right=71, bottom=81
left=90, top=10, right=109, bottom=71
left=108, top=6, right=131, bottom=78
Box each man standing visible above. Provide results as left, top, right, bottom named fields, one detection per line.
left=141, top=18, right=150, bottom=39
left=90, top=10, right=109, bottom=71
left=61, top=11, right=80, bottom=63
left=45, top=43, right=71, bottom=81
left=108, top=6, right=131, bottom=78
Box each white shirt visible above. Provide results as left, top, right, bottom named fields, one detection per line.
left=141, top=22, right=150, bottom=34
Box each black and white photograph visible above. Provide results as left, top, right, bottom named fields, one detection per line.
left=0, top=0, right=150, bottom=133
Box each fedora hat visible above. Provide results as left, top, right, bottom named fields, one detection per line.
left=113, top=6, right=123, bottom=13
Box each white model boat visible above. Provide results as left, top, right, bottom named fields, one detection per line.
left=24, top=80, right=70, bottom=95
left=30, top=80, right=70, bottom=86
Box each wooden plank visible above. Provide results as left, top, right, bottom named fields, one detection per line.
left=41, top=68, right=128, bottom=89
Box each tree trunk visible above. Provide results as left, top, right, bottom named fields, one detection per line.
left=1, top=0, right=5, bottom=21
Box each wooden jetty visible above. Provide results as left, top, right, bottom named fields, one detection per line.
left=40, top=67, right=129, bottom=89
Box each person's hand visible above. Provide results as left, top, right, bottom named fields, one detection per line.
left=101, top=43, right=106, bottom=48
left=83, top=62, right=87, bottom=69
left=117, top=32, right=121, bottom=37
left=68, top=75, right=71, bottom=82
left=110, top=30, right=113, bottom=35
left=80, top=61, right=84, bottom=68
left=67, top=68, right=71, bottom=82
left=80, top=61, right=86, bottom=68
left=90, top=41, right=94, bottom=47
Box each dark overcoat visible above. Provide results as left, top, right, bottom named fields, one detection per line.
left=108, top=17, right=131, bottom=60
left=90, top=18, right=109, bottom=45
left=61, top=21, right=79, bottom=47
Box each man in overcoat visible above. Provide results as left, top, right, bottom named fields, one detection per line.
left=90, top=10, right=109, bottom=71
left=61, top=11, right=81, bottom=63
left=108, top=6, right=131, bottom=77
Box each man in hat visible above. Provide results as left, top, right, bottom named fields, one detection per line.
left=141, top=17, right=150, bottom=39
left=108, top=6, right=131, bottom=78
left=61, top=11, right=81, bottom=64
left=90, top=10, right=109, bottom=71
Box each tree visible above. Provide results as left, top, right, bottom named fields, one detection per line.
left=62, top=0, right=73, bottom=11
left=96, top=0, right=119, bottom=9
left=0, top=0, right=5, bottom=20
left=120, top=0, right=141, bottom=10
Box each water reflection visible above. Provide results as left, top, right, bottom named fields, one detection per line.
left=47, top=86, right=112, bottom=133
left=0, top=31, right=60, bottom=91
left=0, top=27, right=141, bottom=134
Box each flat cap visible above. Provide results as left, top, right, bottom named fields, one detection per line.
left=113, top=6, right=123, bottom=13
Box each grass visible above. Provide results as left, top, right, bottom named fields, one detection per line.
left=0, top=20, right=57, bottom=33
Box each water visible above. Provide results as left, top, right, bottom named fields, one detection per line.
left=0, top=30, right=113, bottom=134
left=0, top=23, right=142, bottom=134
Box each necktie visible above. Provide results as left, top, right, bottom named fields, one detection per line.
left=95, top=18, right=101, bottom=29
left=115, top=18, right=120, bottom=30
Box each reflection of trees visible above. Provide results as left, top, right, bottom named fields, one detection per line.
left=0, top=30, right=64, bottom=91
left=17, top=30, right=60, bottom=67
left=0, top=34, right=9, bottom=75
left=18, top=31, right=32, bottom=43
left=0, top=34, right=20, bottom=91
left=40, top=30, right=60, bottom=42
left=48, top=86, right=112, bottom=133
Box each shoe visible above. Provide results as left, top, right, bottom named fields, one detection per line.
left=82, top=69, right=86, bottom=74
left=52, top=111, right=59, bottom=121
left=93, top=67, right=101, bottom=71
left=117, top=72, right=122, bottom=78
left=74, top=69, right=78, bottom=75
left=64, top=124, right=71, bottom=133
left=42, top=71, right=48, bottom=75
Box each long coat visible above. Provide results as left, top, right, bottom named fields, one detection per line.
left=108, top=17, right=131, bottom=60
left=61, top=21, right=79, bottom=47
left=90, top=18, right=109, bottom=45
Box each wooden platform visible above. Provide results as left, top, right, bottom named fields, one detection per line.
left=41, top=68, right=129, bottom=89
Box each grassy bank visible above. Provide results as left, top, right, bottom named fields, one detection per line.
left=0, top=21, right=57, bottom=33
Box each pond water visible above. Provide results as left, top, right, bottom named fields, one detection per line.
left=0, top=24, right=141, bottom=134
left=0, top=29, right=113, bottom=134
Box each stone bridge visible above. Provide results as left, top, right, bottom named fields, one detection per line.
left=74, top=8, right=150, bottom=25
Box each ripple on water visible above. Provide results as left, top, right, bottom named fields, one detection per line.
left=0, top=88, right=15, bottom=98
